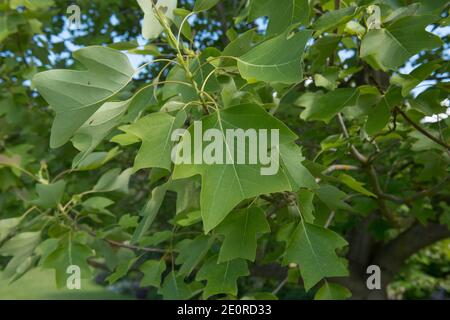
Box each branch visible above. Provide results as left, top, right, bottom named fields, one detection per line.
left=337, top=113, right=368, bottom=163
left=61, top=205, right=166, bottom=254
left=323, top=164, right=359, bottom=175
left=216, top=2, right=230, bottom=47
left=378, top=176, right=450, bottom=205
left=373, top=223, right=450, bottom=285
left=395, top=107, right=450, bottom=150
left=337, top=113, right=398, bottom=226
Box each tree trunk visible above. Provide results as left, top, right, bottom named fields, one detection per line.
left=335, top=222, right=450, bottom=299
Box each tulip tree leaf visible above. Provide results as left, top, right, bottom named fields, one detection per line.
left=72, top=85, right=156, bottom=166
left=121, top=111, right=186, bottom=171
left=365, top=96, right=392, bottom=136
left=237, top=30, right=312, bottom=84
left=173, top=103, right=300, bottom=233
left=248, top=0, right=310, bottom=36
left=137, top=0, right=177, bottom=40
left=216, top=207, right=270, bottom=263
left=314, top=185, right=353, bottom=211
left=0, top=232, right=41, bottom=281
left=93, top=168, right=133, bottom=193
left=315, top=282, right=352, bottom=300
left=390, top=61, right=441, bottom=97
left=297, top=189, right=315, bottom=223
left=33, top=46, right=135, bottom=148
left=279, top=142, right=318, bottom=191
left=131, top=180, right=171, bottom=244
left=0, top=217, right=22, bottom=242
left=338, top=174, right=376, bottom=198
left=175, top=235, right=213, bottom=277
left=312, top=6, right=358, bottom=34
left=301, top=88, right=359, bottom=123
left=360, top=15, right=442, bottom=71
left=42, top=242, right=92, bottom=288
left=139, top=259, right=166, bottom=288
left=31, top=181, right=66, bottom=209
left=284, top=222, right=348, bottom=290
left=196, top=256, right=249, bottom=299
left=159, top=271, right=198, bottom=300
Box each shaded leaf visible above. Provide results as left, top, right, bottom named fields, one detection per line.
left=216, top=207, right=270, bottom=263
left=33, top=46, right=135, bottom=148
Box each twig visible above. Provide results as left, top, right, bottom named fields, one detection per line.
left=395, top=107, right=450, bottom=150
left=337, top=113, right=398, bottom=226
left=272, top=276, right=288, bottom=295
left=323, top=164, right=359, bottom=175
left=337, top=113, right=368, bottom=163
left=59, top=204, right=166, bottom=254
left=324, top=211, right=336, bottom=228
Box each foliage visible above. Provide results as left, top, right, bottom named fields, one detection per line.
left=389, top=240, right=450, bottom=300
left=0, top=0, right=449, bottom=300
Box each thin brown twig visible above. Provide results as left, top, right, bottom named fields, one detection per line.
left=395, top=107, right=450, bottom=150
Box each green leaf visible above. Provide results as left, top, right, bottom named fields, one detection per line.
left=248, top=0, right=310, bottom=36
left=31, top=180, right=66, bottom=209
left=0, top=232, right=40, bottom=257
left=365, top=86, right=401, bottom=135
left=301, top=88, right=358, bottom=123
left=173, top=103, right=299, bottom=232
left=42, top=242, right=92, bottom=288
left=298, top=189, right=315, bottom=223
left=196, top=256, right=249, bottom=299
left=194, top=0, right=219, bottom=12
left=314, top=282, right=351, bottom=300
left=131, top=180, right=171, bottom=244
left=314, top=185, right=353, bottom=211
left=73, top=148, right=121, bottom=172
left=284, top=222, right=348, bottom=290
left=82, top=196, right=114, bottom=212
left=107, top=40, right=139, bottom=51
left=0, top=217, right=22, bottom=242
left=216, top=207, right=270, bottom=263
left=139, top=231, right=172, bottom=247
left=312, top=6, right=358, bottom=34
left=169, top=178, right=200, bottom=215
left=33, top=46, right=135, bottom=148
left=174, top=210, right=202, bottom=227
left=137, top=0, right=177, bottom=40
left=390, top=61, right=440, bottom=97
left=279, top=142, right=319, bottom=191
left=175, top=235, right=213, bottom=277
left=122, top=111, right=186, bottom=171
left=93, top=168, right=133, bottom=193
left=237, top=30, right=311, bottom=84
left=106, top=256, right=138, bottom=284
left=71, top=85, right=156, bottom=166
left=338, top=174, right=376, bottom=198
left=365, top=96, right=391, bottom=136
left=118, top=214, right=139, bottom=229
left=309, top=35, right=340, bottom=72
left=409, top=88, right=447, bottom=116
left=0, top=14, right=23, bottom=43
left=159, top=271, right=198, bottom=299
left=139, top=259, right=166, bottom=288
left=344, top=20, right=365, bottom=37
left=0, top=232, right=40, bottom=281
left=360, top=15, right=442, bottom=71
left=222, top=30, right=258, bottom=65
left=314, top=67, right=339, bottom=91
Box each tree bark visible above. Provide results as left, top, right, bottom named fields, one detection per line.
left=338, top=222, right=450, bottom=299
left=251, top=222, right=450, bottom=299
